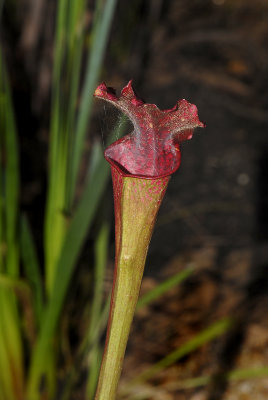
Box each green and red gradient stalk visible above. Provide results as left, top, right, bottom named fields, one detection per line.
left=94, top=81, right=204, bottom=400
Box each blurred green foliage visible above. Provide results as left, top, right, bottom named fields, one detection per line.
left=1, top=0, right=119, bottom=398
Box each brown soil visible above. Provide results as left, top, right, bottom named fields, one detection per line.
left=119, top=246, right=268, bottom=399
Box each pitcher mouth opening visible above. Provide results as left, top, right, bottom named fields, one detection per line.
left=104, top=153, right=179, bottom=180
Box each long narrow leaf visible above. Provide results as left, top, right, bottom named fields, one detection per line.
left=27, top=116, right=126, bottom=398
left=0, top=49, right=19, bottom=277
left=71, top=0, right=118, bottom=199
left=64, top=0, right=87, bottom=210
left=0, top=47, right=24, bottom=400
left=60, top=295, right=111, bottom=400
left=45, top=0, right=87, bottom=293
left=27, top=156, right=110, bottom=398
left=162, top=366, right=268, bottom=391
left=20, top=215, right=43, bottom=326
left=137, top=265, right=194, bottom=310
left=129, top=318, right=233, bottom=384
left=86, top=221, right=109, bottom=398
left=0, top=288, right=24, bottom=399
left=86, top=346, right=102, bottom=399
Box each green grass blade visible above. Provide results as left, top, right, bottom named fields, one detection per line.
left=137, top=265, right=194, bottom=310
left=86, top=345, right=102, bottom=399
left=20, top=215, right=43, bottom=326
left=45, top=0, right=118, bottom=292
left=27, top=116, right=126, bottom=399
left=60, top=296, right=111, bottom=400
left=229, top=366, right=268, bottom=380
left=0, top=59, right=4, bottom=273
left=0, top=49, right=19, bottom=277
left=162, top=366, right=268, bottom=390
left=88, top=221, right=109, bottom=343
left=130, top=318, right=233, bottom=384
left=71, top=0, right=118, bottom=199
left=82, top=292, right=111, bottom=357
left=62, top=0, right=87, bottom=210
left=44, top=0, right=87, bottom=293
left=0, top=289, right=25, bottom=400
left=0, top=314, right=15, bottom=399
left=45, top=0, right=74, bottom=292
left=0, top=47, right=24, bottom=400
left=86, top=221, right=109, bottom=398
left=0, top=274, right=36, bottom=345
left=27, top=158, right=110, bottom=399
left=45, top=0, right=67, bottom=202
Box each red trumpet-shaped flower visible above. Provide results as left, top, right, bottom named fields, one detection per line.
left=94, top=80, right=204, bottom=177
left=94, top=82, right=204, bottom=400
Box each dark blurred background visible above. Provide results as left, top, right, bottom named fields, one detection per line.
left=1, top=1, right=268, bottom=399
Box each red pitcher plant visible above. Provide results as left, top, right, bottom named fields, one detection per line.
left=94, top=81, right=204, bottom=399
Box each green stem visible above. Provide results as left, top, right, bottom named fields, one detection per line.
left=94, top=168, right=170, bottom=399
left=95, top=254, right=145, bottom=400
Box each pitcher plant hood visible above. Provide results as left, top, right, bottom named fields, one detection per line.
left=94, top=80, right=205, bottom=178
